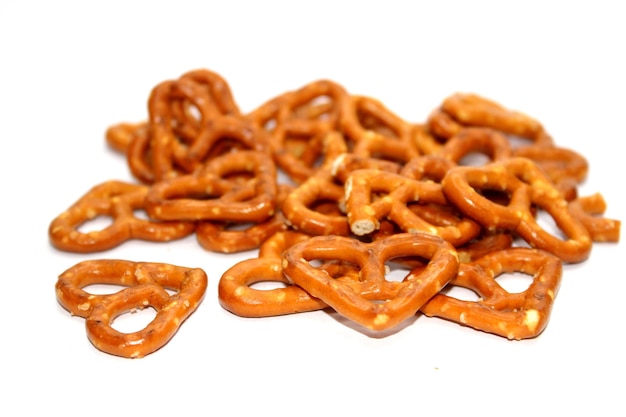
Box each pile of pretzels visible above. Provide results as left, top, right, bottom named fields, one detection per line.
left=49, top=69, right=621, bottom=358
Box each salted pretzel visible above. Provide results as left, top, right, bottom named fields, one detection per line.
left=144, top=150, right=278, bottom=223
left=282, top=232, right=459, bottom=331
left=421, top=248, right=562, bottom=340
left=218, top=231, right=328, bottom=317
left=441, top=157, right=592, bottom=263
left=513, top=144, right=588, bottom=201
left=49, top=180, right=195, bottom=253
left=568, top=193, right=621, bottom=242
left=429, top=93, right=554, bottom=146
left=195, top=184, right=293, bottom=253
left=436, top=127, right=512, bottom=165
left=55, top=259, right=208, bottom=358
left=344, top=168, right=481, bottom=246
left=281, top=167, right=351, bottom=236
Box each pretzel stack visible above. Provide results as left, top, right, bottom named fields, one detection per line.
left=49, top=69, right=621, bottom=357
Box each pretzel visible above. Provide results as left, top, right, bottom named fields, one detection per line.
left=436, top=127, right=512, bottom=165
left=218, top=231, right=329, bottom=317
left=441, top=157, right=592, bottom=263
left=344, top=169, right=481, bottom=246
left=568, top=193, right=621, bottom=242
left=144, top=150, right=278, bottom=223
left=513, top=144, right=588, bottom=201
left=55, top=259, right=208, bottom=358
left=431, top=93, right=554, bottom=146
left=281, top=167, right=351, bottom=236
left=282, top=232, right=459, bottom=331
left=49, top=180, right=196, bottom=253
left=195, top=184, right=293, bottom=253
left=421, top=248, right=562, bottom=340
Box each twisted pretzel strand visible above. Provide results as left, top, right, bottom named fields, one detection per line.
left=55, top=259, right=208, bottom=358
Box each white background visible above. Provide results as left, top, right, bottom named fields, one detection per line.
left=1, top=1, right=624, bottom=415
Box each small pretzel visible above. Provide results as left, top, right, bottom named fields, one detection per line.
left=218, top=231, right=328, bottom=317
left=282, top=232, right=459, bottom=331
left=441, top=157, right=592, bottom=263
left=437, top=93, right=554, bottom=146
left=195, top=184, right=293, bottom=253
left=49, top=180, right=195, bottom=253
left=344, top=169, right=480, bottom=246
left=568, top=193, right=621, bottom=242
left=55, top=259, right=208, bottom=358
left=145, top=150, right=278, bottom=223
left=281, top=167, right=350, bottom=236
left=421, top=248, right=562, bottom=340
left=513, top=144, right=588, bottom=200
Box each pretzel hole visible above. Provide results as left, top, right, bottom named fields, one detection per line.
left=83, top=284, right=176, bottom=297
left=385, top=260, right=422, bottom=282
left=476, top=188, right=512, bottom=207
left=458, top=152, right=493, bottom=167
left=249, top=281, right=288, bottom=291
left=495, top=271, right=533, bottom=293
left=111, top=306, right=158, bottom=334
left=534, top=208, right=566, bottom=238
left=77, top=215, right=113, bottom=232
left=440, top=285, right=481, bottom=302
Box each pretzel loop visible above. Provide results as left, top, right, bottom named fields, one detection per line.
left=56, top=259, right=208, bottom=358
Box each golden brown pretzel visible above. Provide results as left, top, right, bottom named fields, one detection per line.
left=432, top=93, right=554, bottom=146
left=344, top=169, right=481, bottom=246
left=513, top=144, right=588, bottom=201
left=441, top=157, right=592, bottom=263
left=218, top=231, right=328, bottom=317
left=55, top=259, right=208, bottom=358
left=144, top=150, right=278, bottom=223
left=421, top=248, right=562, bottom=340
left=568, top=193, right=621, bottom=242
left=195, top=184, right=292, bottom=253
left=281, top=167, right=351, bottom=236
left=282, top=232, right=459, bottom=331
left=48, top=180, right=195, bottom=253
left=436, top=127, right=512, bottom=165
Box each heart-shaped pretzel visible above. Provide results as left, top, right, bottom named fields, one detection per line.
left=145, top=150, right=278, bottom=223
left=55, top=259, right=208, bottom=358
left=282, top=232, right=459, bottom=331
left=441, top=157, right=592, bottom=263
left=421, top=248, right=562, bottom=340
left=48, top=180, right=195, bottom=253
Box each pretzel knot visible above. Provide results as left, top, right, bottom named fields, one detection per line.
left=441, top=157, right=592, bottom=263
left=282, top=233, right=459, bottom=331
left=55, top=259, right=208, bottom=358
left=421, top=248, right=562, bottom=340
left=48, top=180, right=195, bottom=253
